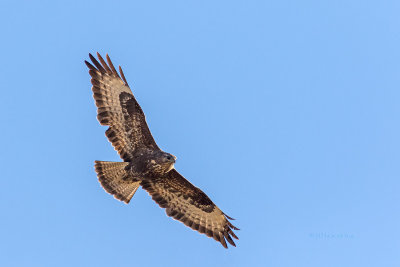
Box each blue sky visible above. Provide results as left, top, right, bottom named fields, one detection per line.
left=1, top=0, right=399, bottom=266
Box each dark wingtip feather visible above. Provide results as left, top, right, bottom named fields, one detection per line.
left=88, top=53, right=97, bottom=65
left=96, top=52, right=112, bottom=74
left=224, top=213, right=235, bottom=220
left=85, top=60, right=96, bottom=70
left=224, top=232, right=236, bottom=247
left=227, top=221, right=240, bottom=230
left=119, top=65, right=129, bottom=86
left=106, top=54, right=120, bottom=78
left=89, top=53, right=106, bottom=73
left=228, top=229, right=239, bottom=240
left=220, top=233, right=228, bottom=248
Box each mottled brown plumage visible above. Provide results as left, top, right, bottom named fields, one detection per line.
left=86, top=53, right=238, bottom=248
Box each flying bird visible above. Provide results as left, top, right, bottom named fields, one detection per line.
left=85, top=53, right=239, bottom=248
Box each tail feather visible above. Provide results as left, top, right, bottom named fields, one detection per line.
left=94, top=161, right=140, bottom=204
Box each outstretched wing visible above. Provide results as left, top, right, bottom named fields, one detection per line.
left=140, top=169, right=239, bottom=248
left=85, top=53, right=159, bottom=161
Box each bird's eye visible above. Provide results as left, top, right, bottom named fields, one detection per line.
left=166, top=156, right=171, bottom=160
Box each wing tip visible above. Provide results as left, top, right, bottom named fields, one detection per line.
left=223, top=212, right=235, bottom=220
left=85, top=60, right=96, bottom=70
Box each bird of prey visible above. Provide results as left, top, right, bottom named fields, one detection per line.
left=85, top=53, right=239, bottom=248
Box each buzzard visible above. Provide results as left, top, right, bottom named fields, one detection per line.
left=85, top=53, right=239, bottom=248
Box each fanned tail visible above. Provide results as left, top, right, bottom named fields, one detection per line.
left=94, top=161, right=140, bottom=204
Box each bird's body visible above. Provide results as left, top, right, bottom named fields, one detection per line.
left=86, top=53, right=238, bottom=248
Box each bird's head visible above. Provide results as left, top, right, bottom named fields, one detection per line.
left=148, top=151, right=177, bottom=174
